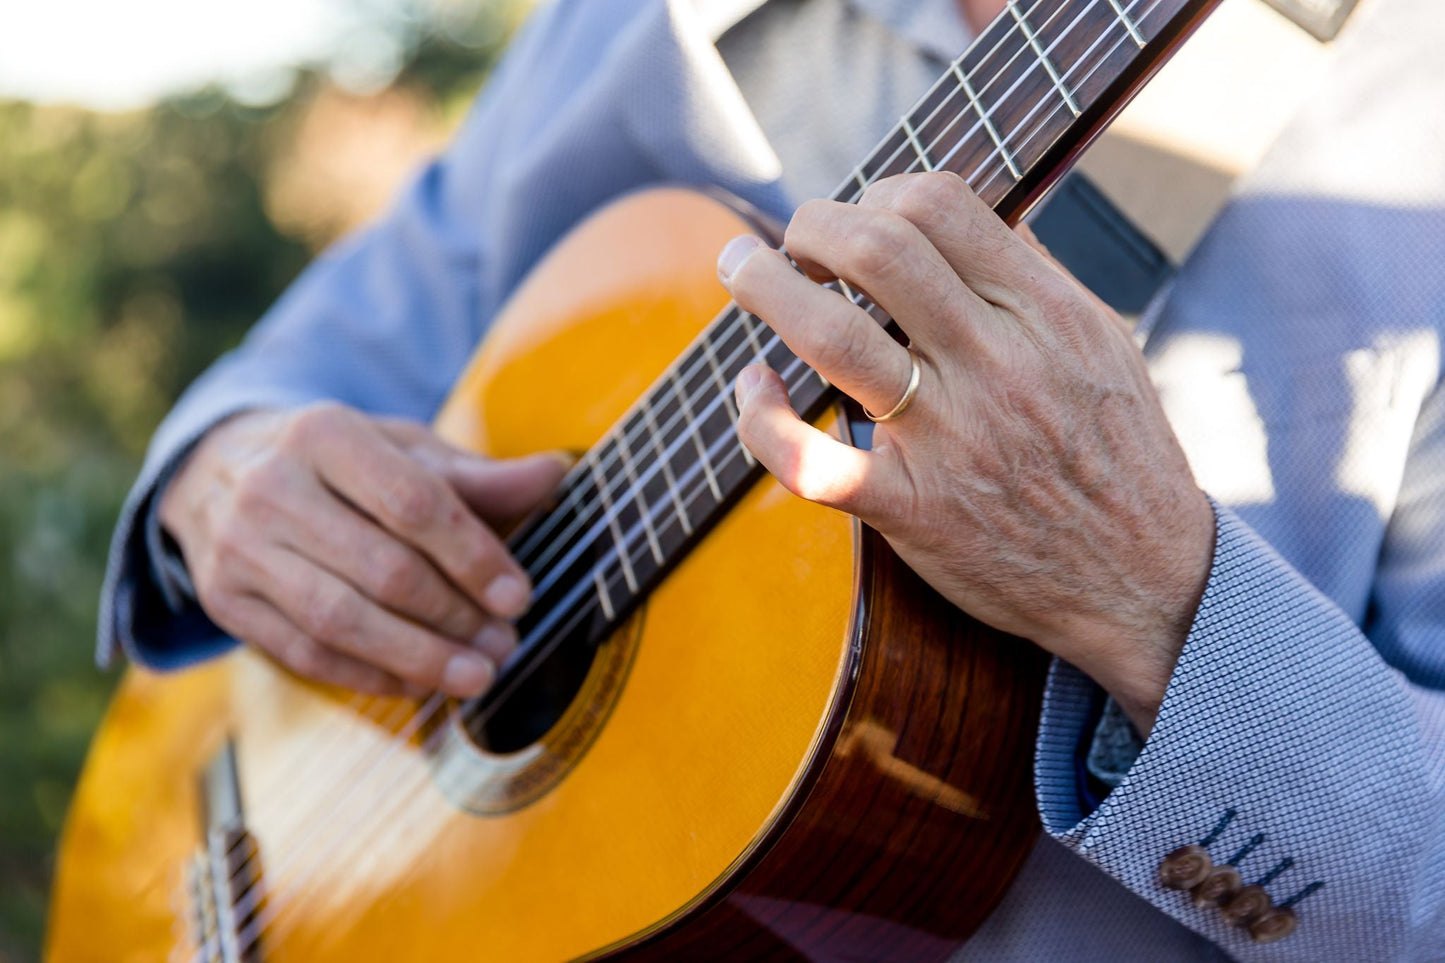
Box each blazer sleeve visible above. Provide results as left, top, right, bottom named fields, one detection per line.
left=95, top=0, right=719, bottom=669
left=1034, top=390, right=1445, bottom=960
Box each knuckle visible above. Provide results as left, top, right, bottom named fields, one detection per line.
left=208, top=516, right=251, bottom=569
left=196, top=581, right=238, bottom=628
left=456, top=541, right=500, bottom=588
left=384, top=635, right=436, bottom=680
left=304, top=586, right=359, bottom=642
left=810, top=319, right=867, bottom=374
left=382, top=477, right=442, bottom=529
left=282, top=401, right=351, bottom=450
left=281, top=638, right=325, bottom=679
left=857, top=173, right=900, bottom=207
left=891, top=172, right=963, bottom=230
left=231, top=461, right=285, bottom=517
left=841, top=215, right=912, bottom=281
left=788, top=198, right=834, bottom=239
left=369, top=548, right=422, bottom=605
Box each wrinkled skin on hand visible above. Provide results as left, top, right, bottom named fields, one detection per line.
left=159, top=403, right=568, bottom=697
left=720, top=172, right=1215, bottom=734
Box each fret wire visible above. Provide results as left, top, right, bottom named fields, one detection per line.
left=951, top=0, right=1102, bottom=183
left=951, top=61, right=1022, bottom=181
left=736, top=309, right=770, bottom=365
left=585, top=454, right=640, bottom=593
left=613, top=428, right=665, bottom=564
left=639, top=401, right=694, bottom=536
left=516, top=469, right=595, bottom=578
left=853, top=0, right=1076, bottom=203
left=701, top=329, right=756, bottom=467
left=844, top=0, right=1050, bottom=195
left=667, top=366, right=724, bottom=501
left=974, top=0, right=1160, bottom=198
left=1007, top=0, right=1082, bottom=117
left=1106, top=0, right=1148, bottom=47
left=900, top=118, right=936, bottom=172
left=592, top=566, right=616, bottom=620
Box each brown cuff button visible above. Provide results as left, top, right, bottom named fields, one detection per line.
left=1158, top=845, right=1214, bottom=890
left=1220, top=884, right=1273, bottom=926
left=1249, top=906, right=1299, bottom=944
left=1190, top=865, right=1242, bottom=908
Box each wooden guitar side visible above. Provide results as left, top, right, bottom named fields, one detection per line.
left=49, top=187, right=1045, bottom=962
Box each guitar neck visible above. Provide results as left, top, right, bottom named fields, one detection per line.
left=479, top=0, right=1219, bottom=717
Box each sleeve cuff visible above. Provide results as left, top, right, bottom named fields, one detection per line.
left=97, top=396, right=302, bottom=670
left=1033, top=500, right=1429, bottom=957
left=142, top=449, right=200, bottom=613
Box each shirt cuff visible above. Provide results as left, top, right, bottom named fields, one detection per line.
left=1086, top=696, right=1144, bottom=789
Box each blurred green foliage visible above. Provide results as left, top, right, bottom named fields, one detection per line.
left=0, top=5, right=520, bottom=957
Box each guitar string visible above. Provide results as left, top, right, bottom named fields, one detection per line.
left=216, top=1, right=1169, bottom=954
left=197, top=0, right=1070, bottom=888
left=217, top=0, right=1162, bottom=949
left=506, top=0, right=1071, bottom=576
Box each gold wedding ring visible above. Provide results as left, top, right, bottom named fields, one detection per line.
left=864, top=345, right=922, bottom=423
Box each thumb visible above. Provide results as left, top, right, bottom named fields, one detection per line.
left=440, top=450, right=573, bottom=527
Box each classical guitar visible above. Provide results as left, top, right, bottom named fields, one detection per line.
left=49, top=1, right=1219, bottom=959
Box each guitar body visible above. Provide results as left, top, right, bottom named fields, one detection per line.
left=49, top=187, right=1046, bottom=962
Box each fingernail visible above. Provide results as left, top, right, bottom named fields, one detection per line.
left=544, top=449, right=578, bottom=471
left=717, top=234, right=763, bottom=285
left=483, top=574, right=531, bottom=617
left=471, top=623, right=518, bottom=661
left=442, top=652, right=494, bottom=695
left=735, top=365, right=764, bottom=407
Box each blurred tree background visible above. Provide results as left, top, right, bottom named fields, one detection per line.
left=0, top=2, right=524, bottom=956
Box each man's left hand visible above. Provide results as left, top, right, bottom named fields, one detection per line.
left=718, top=171, right=1215, bottom=735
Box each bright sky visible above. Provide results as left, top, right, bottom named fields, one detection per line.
left=0, top=0, right=411, bottom=110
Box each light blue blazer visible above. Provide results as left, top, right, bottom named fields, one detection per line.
left=98, top=0, right=1445, bottom=957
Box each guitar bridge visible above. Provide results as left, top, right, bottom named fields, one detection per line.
left=186, top=738, right=265, bottom=962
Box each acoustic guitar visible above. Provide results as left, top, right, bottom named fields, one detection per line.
left=49, top=1, right=1219, bottom=959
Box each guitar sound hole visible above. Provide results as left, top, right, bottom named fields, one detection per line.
left=461, top=622, right=599, bottom=755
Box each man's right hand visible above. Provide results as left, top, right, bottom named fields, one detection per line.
left=158, top=403, right=569, bottom=698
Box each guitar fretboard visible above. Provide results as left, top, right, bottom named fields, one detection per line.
left=476, top=0, right=1216, bottom=713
